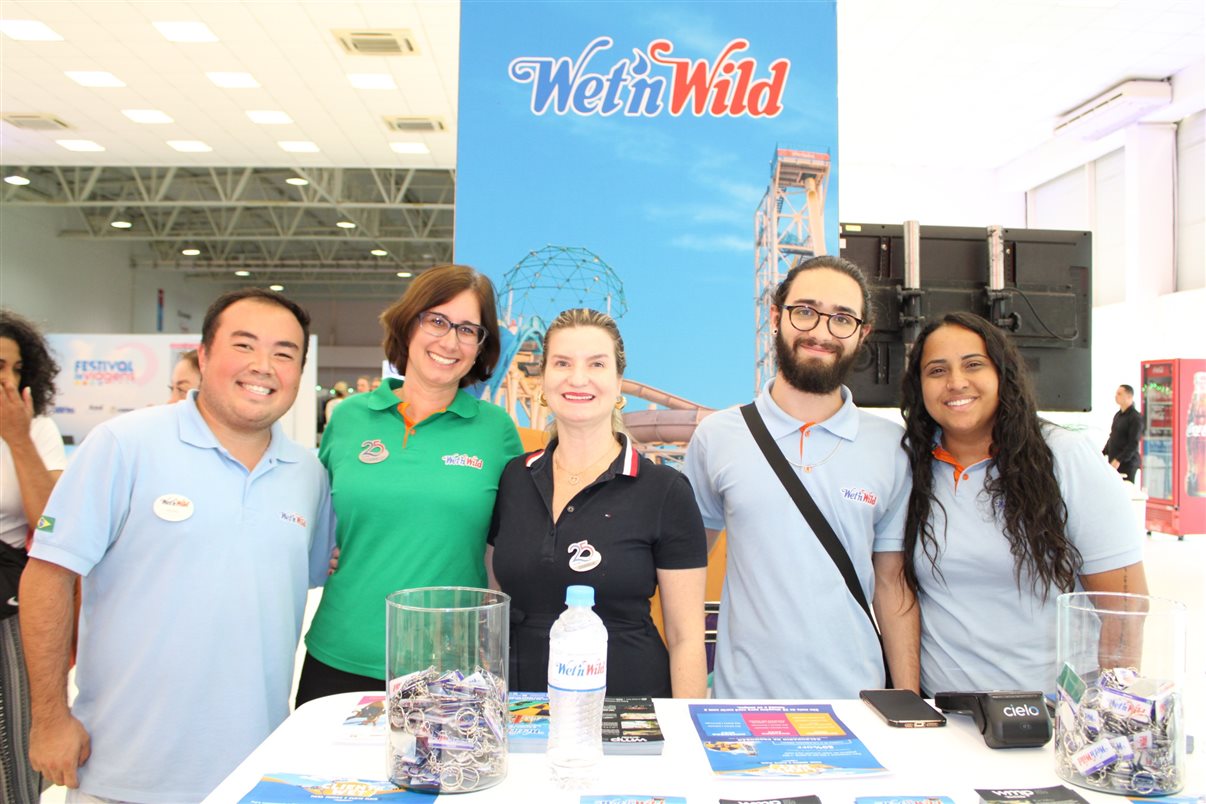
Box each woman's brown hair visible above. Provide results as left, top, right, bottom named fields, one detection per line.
left=379, top=264, right=502, bottom=387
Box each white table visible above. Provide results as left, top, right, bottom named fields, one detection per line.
left=204, top=693, right=1202, bottom=803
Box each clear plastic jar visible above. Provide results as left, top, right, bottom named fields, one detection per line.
left=1054, top=592, right=1186, bottom=796
left=385, top=587, right=510, bottom=794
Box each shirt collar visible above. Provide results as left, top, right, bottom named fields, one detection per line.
left=366, top=377, right=479, bottom=419
left=178, top=389, right=297, bottom=464
left=524, top=431, right=640, bottom=479
left=929, top=427, right=992, bottom=473
left=755, top=379, right=860, bottom=441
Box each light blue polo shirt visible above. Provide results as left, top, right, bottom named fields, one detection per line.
left=684, top=381, right=911, bottom=699
left=917, top=424, right=1144, bottom=695
left=31, top=392, right=335, bottom=803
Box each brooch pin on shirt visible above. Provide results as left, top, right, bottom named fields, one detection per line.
left=568, top=539, right=602, bottom=572
left=359, top=439, right=389, bottom=464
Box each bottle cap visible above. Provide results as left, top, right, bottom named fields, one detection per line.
left=565, top=585, right=595, bottom=607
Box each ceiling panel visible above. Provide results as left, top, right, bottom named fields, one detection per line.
left=1, top=0, right=1201, bottom=299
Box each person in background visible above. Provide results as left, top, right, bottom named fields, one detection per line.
left=489, top=308, right=708, bottom=697
left=684, top=256, right=917, bottom=698
left=167, top=349, right=201, bottom=403
left=1103, top=383, right=1142, bottom=483
left=21, top=289, right=335, bottom=802
left=296, top=264, right=522, bottom=704
left=900, top=312, right=1147, bottom=694
left=0, top=310, right=67, bottom=803
left=370, top=376, right=382, bottom=391
left=324, top=380, right=349, bottom=423
left=355, top=375, right=371, bottom=394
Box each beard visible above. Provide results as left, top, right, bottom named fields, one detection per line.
left=774, top=329, right=860, bottom=395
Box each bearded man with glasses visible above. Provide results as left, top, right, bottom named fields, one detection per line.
left=684, top=255, right=919, bottom=699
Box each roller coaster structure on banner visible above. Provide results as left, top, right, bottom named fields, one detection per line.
left=487, top=148, right=828, bottom=465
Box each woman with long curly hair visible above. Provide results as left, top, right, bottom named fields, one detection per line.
left=900, top=312, right=1146, bottom=694
left=0, top=309, right=67, bottom=801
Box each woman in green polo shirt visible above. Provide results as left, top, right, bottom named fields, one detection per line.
left=296, top=264, right=522, bottom=703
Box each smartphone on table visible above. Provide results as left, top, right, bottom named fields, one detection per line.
left=859, top=689, right=947, bottom=728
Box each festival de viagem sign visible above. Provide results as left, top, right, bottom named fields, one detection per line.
left=458, top=3, right=837, bottom=413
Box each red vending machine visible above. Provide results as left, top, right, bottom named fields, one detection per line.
left=1141, top=358, right=1206, bottom=536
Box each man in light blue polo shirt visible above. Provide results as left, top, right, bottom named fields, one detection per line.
left=21, top=289, right=336, bottom=803
left=684, top=256, right=919, bottom=699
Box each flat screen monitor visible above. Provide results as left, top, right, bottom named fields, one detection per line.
left=838, top=223, right=1091, bottom=410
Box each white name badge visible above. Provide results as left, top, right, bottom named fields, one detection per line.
left=153, top=493, right=195, bottom=522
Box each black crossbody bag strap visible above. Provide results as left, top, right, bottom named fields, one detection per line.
left=740, top=402, right=893, bottom=688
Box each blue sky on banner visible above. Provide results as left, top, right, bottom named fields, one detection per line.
left=457, top=2, right=837, bottom=410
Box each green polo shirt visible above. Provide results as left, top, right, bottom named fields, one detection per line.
left=305, top=379, right=522, bottom=678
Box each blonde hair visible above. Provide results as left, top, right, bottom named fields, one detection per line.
left=540, top=308, right=628, bottom=438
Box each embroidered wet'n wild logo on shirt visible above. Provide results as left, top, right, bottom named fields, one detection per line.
left=839, top=487, right=878, bottom=506
left=441, top=453, right=484, bottom=469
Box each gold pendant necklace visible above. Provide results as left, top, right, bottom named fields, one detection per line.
left=554, top=441, right=618, bottom=485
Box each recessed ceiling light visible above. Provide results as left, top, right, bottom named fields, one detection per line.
left=347, top=73, right=396, bottom=90
left=0, top=20, right=63, bottom=41
left=4, top=175, right=31, bottom=186
left=206, top=71, right=259, bottom=89
left=397, top=272, right=412, bottom=278
left=285, top=177, right=309, bottom=186
left=234, top=270, right=251, bottom=277
left=152, top=21, right=218, bottom=43
left=278, top=141, right=319, bottom=153
left=246, top=110, right=292, bottom=125
left=269, top=284, right=285, bottom=292
left=371, top=249, right=389, bottom=257
left=110, top=220, right=133, bottom=229
left=123, top=109, right=173, bottom=124
left=181, top=248, right=201, bottom=256
left=390, top=142, right=430, bottom=155
left=57, top=139, right=105, bottom=152
left=168, top=140, right=213, bottom=153
left=336, top=220, right=356, bottom=229
left=66, top=71, right=125, bottom=88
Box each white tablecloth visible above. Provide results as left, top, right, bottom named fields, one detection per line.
left=204, top=693, right=1202, bottom=803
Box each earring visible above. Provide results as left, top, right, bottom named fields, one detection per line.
left=615, top=396, right=626, bottom=410
left=772, top=328, right=778, bottom=336
left=539, top=393, right=548, bottom=407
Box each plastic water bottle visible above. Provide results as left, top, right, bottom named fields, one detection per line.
left=546, top=584, right=608, bottom=788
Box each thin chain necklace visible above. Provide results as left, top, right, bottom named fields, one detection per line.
left=554, top=440, right=619, bottom=485
left=786, top=439, right=843, bottom=473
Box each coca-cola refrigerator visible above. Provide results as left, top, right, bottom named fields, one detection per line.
left=1141, top=358, right=1206, bottom=536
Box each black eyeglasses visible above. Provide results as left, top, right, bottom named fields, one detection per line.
left=781, top=304, right=864, bottom=339
left=417, top=311, right=488, bottom=346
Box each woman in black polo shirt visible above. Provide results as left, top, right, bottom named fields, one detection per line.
left=488, top=308, right=708, bottom=698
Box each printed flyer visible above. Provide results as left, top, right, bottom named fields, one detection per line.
left=237, top=773, right=428, bottom=802
left=338, top=695, right=386, bottom=742
left=689, top=703, right=885, bottom=779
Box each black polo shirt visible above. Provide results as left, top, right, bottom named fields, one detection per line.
left=488, top=433, right=707, bottom=697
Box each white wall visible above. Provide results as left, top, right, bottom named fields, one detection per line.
left=1, top=206, right=135, bottom=331
left=0, top=206, right=211, bottom=335
left=840, top=163, right=1025, bottom=227
left=1177, top=109, right=1205, bottom=292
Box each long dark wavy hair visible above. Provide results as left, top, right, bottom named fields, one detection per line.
left=0, top=309, right=60, bottom=417
left=900, top=312, right=1080, bottom=599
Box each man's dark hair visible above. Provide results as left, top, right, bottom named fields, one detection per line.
left=1119, top=384, right=1134, bottom=396
left=772, top=255, right=874, bottom=329
left=0, top=309, right=60, bottom=417
left=201, top=288, right=311, bottom=364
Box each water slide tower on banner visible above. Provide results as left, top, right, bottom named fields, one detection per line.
left=753, top=148, right=830, bottom=392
